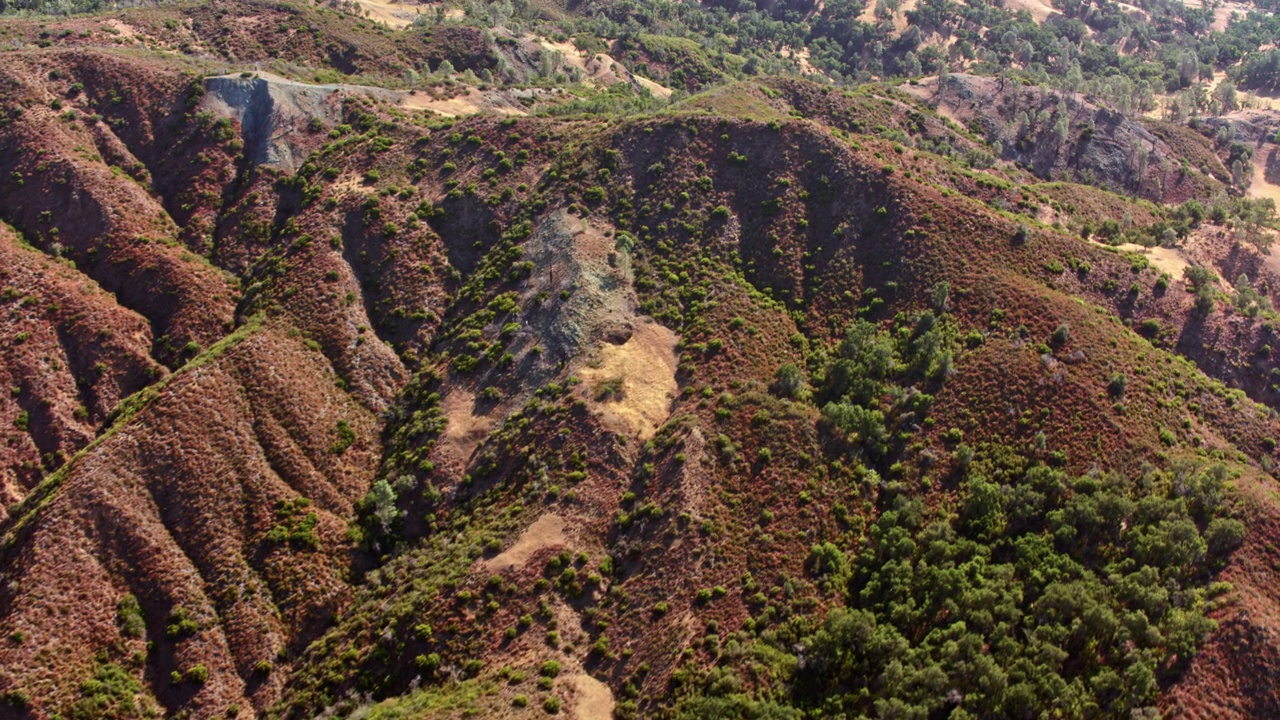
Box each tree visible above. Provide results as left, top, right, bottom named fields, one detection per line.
left=1129, top=139, right=1151, bottom=181
left=1239, top=198, right=1276, bottom=252
left=1185, top=265, right=1217, bottom=316
left=1052, top=112, right=1070, bottom=147
left=902, top=51, right=922, bottom=77
left=360, top=479, right=401, bottom=549
left=773, top=363, right=809, bottom=400
left=931, top=281, right=950, bottom=312
left=1212, top=80, right=1238, bottom=114
left=1204, top=517, right=1246, bottom=557
left=1177, top=50, right=1200, bottom=87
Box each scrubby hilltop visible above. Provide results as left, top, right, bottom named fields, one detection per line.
left=2, top=0, right=1280, bottom=719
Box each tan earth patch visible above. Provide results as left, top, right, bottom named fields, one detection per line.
left=899, top=78, right=964, bottom=124
left=530, top=599, right=617, bottom=720
left=577, top=320, right=678, bottom=440
left=896, top=0, right=919, bottom=31
left=538, top=39, right=673, bottom=99
left=570, top=673, right=615, bottom=720
left=1002, top=0, right=1056, bottom=22
left=438, top=388, right=495, bottom=465
left=1091, top=240, right=1190, bottom=279
left=857, top=0, right=920, bottom=30
left=351, top=0, right=426, bottom=28
left=1260, top=244, right=1280, bottom=279
left=398, top=86, right=528, bottom=116
left=1249, top=144, right=1280, bottom=206
left=329, top=175, right=366, bottom=197
left=1183, top=0, right=1251, bottom=32
left=779, top=46, right=821, bottom=76
left=485, top=514, right=567, bottom=572
left=102, top=18, right=140, bottom=38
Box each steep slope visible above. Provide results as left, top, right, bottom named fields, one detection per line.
left=0, top=320, right=384, bottom=717
left=0, top=52, right=239, bottom=365
left=0, top=224, right=161, bottom=518
left=238, top=102, right=1280, bottom=717
left=2, top=3, right=1280, bottom=719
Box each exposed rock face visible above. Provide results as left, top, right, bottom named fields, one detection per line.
left=913, top=73, right=1228, bottom=202
left=203, top=74, right=351, bottom=171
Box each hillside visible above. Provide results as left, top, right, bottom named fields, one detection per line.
left=2, top=1, right=1280, bottom=719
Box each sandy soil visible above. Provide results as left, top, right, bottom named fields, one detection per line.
left=485, top=513, right=567, bottom=571
left=577, top=320, right=678, bottom=440
left=1183, top=0, right=1251, bottom=32
left=352, top=0, right=426, bottom=28
left=437, top=389, right=495, bottom=465
left=895, top=0, right=918, bottom=32
left=399, top=86, right=530, bottom=116
left=207, top=70, right=530, bottom=136
left=1091, top=240, right=1191, bottom=279
left=779, top=46, right=821, bottom=76
left=102, top=18, right=140, bottom=38
left=570, top=673, right=615, bottom=720
left=537, top=39, right=672, bottom=99
left=1249, top=144, right=1280, bottom=206
left=1002, top=0, right=1055, bottom=22
left=859, top=0, right=920, bottom=32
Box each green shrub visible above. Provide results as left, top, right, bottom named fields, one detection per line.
left=330, top=419, right=356, bottom=454
left=1050, top=323, right=1070, bottom=345
left=165, top=606, right=198, bottom=638
left=68, top=664, right=143, bottom=719
left=1108, top=373, right=1127, bottom=397
left=773, top=363, right=807, bottom=399
left=117, top=594, right=145, bottom=638
left=1204, top=517, right=1246, bottom=557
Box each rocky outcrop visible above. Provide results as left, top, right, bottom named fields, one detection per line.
left=912, top=73, right=1228, bottom=202
left=204, top=73, right=371, bottom=171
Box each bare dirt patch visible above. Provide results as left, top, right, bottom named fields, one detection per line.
left=1261, top=245, right=1280, bottom=279
left=1183, top=0, right=1251, bottom=32
left=1127, top=244, right=1189, bottom=279
left=538, top=38, right=672, bottom=99
left=1091, top=240, right=1190, bottom=279
left=351, top=0, right=427, bottom=28
left=1002, top=0, right=1056, bottom=21
left=541, top=601, right=616, bottom=719
left=102, top=18, right=139, bottom=39
left=1249, top=144, right=1280, bottom=206
left=570, top=673, right=615, bottom=720
left=577, top=320, right=678, bottom=440
left=203, top=73, right=534, bottom=160
left=485, top=514, right=567, bottom=571
left=398, top=86, right=532, bottom=116
left=437, top=389, right=495, bottom=465
left=779, top=46, right=821, bottom=77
